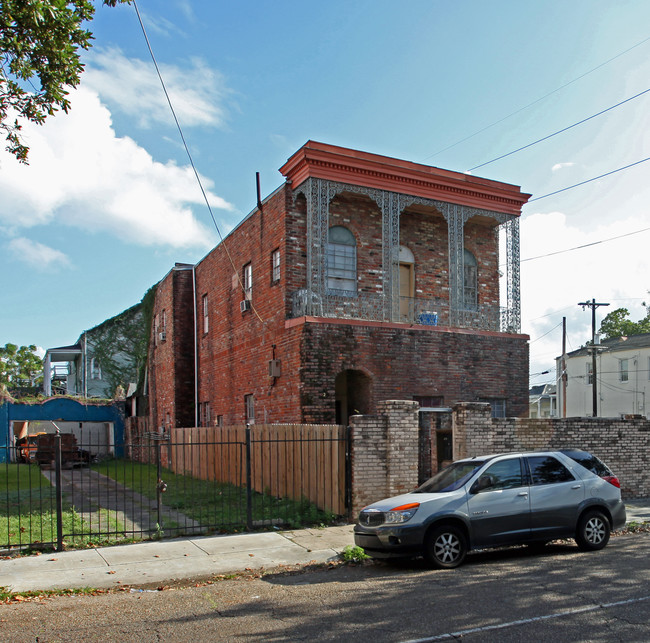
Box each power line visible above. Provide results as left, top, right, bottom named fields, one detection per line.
left=528, top=156, right=650, bottom=202
left=521, top=226, right=650, bottom=262
left=422, top=35, right=650, bottom=161
left=467, top=86, right=650, bottom=172
left=132, top=1, right=263, bottom=323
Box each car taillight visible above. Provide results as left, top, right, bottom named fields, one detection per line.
left=602, top=475, right=620, bottom=488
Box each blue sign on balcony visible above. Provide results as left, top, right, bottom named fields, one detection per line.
left=419, top=312, right=438, bottom=326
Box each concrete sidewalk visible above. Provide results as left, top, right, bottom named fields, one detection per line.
left=2, top=500, right=648, bottom=594
left=0, top=525, right=356, bottom=593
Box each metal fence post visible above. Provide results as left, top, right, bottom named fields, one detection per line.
left=245, top=424, right=253, bottom=531
left=54, top=429, right=64, bottom=551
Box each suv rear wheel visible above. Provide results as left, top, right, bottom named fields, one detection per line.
left=576, top=510, right=610, bottom=551
left=424, top=524, right=467, bottom=569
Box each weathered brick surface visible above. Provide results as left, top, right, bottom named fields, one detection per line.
left=350, top=400, right=419, bottom=514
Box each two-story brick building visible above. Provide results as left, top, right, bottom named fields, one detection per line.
left=147, top=141, right=530, bottom=431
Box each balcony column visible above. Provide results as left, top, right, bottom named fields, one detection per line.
left=444, top=204, right=471, bottom=326
left=503, top=216, right=521, bottom=333
left=379, top=191, right=401, bottom=322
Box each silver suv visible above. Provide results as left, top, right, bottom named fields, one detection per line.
left=354, top=450, right=626, bottom=568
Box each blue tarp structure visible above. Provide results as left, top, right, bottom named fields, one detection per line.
left=0, top=398, right=125, bottom=462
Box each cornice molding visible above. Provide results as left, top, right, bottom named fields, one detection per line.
left=280, top=141, right=530, bottom=216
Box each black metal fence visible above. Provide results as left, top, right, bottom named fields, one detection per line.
left=1, top=425, right=351, bottom=552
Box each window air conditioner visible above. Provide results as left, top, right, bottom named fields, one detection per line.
left=268, top=359, right=281, bottom=378
left=240, top=299, right=252, bottom=313
left=158, top=331, right=167, bottom=341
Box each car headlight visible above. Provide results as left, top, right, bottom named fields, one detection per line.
left=384, top=502, right=420, bottom=524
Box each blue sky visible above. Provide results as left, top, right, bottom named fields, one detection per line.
left=2, top=0, right=650, bottom=388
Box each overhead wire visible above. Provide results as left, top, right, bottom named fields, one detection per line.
left=422, top=34, right=650, bottom=161
left=131, top=0, right=264, bottom=323
left=527, top=156, right=650, bottom=202
left=467, top=86, right=650, bottom=172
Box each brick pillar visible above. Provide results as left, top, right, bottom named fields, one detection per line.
left=452, top=402, right=493, bottom=460
left=349, top=399, right=419, bottom=516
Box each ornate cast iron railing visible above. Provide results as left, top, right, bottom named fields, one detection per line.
left=290, top=289, right=519, bottom=333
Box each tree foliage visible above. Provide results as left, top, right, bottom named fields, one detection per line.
left=598, top=305, right=650, bottom=339
left=0, top=0, right=129, bottom=162
left=0, top=343, right=43, bottom=387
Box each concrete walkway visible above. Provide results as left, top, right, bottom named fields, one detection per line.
left=1, top=500, right=648, bottom=594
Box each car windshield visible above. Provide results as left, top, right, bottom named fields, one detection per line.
left=414, top=460, right=486, bottom=493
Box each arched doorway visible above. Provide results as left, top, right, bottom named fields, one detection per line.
left=335, top=370, right=372, bottom=425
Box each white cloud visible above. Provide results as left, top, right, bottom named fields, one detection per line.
left=551, top=162, right=576, bottom=172
left=83, top=48, right=230, bottom=129
left=520, top=210, right=650, bottom=380
left=0, top=86, right=232, bottom=249
left=8, top=237, right=72, bottom=271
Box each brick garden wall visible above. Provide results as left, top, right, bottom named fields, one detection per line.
left=453, top=402, right=650, bottom=499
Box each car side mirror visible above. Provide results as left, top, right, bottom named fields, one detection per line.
left=471, top=475, right=493, bottom=494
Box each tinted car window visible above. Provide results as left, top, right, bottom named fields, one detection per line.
left=416, top=460, right=486, bottom=493
left=478, top=458, right=523, bottom=490
left=560, top=450, right=612, bottom=477
left=527, top=456, right=575, bottom=485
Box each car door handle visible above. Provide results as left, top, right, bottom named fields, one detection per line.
left=571, top=485, right=582, bottom=490
left=518, top=492, right=528, bottom=497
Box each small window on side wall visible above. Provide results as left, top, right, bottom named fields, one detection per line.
left=271, top=249, right=280, bottom=283
left=202, top=294, right=209, bottom=334
left=245, top=394, right=255, bottom=425
left=480, top=398, right=506, bottom=418
left=243, top=263, right=253, bottom=298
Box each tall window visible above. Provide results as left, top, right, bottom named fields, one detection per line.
left=245, top=394, right=255, bottom=424
left=327, top=226, right=357, bottom=293
left=463, top=249, right=477, bottom=310
left=243, top=262, right=253, bottom=298
left=202, top=294, right=209, bottom=334
left=271, top=249, right=281, bottom=283
left=619, top=358, right=629, bottom=382
left=586, top=362, right=593, bottom=385
left=90, top=358, right=102, bottom=380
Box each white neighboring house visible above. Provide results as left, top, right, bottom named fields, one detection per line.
left=557, top=333, right=650, bottom=418
left=529, top=384, right=557, bottom=418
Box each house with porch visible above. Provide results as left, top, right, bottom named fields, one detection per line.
left=147, top=141, right=531, bottom=431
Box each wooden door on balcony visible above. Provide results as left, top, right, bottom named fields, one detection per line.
left=399, top=263, right=414, bottom=318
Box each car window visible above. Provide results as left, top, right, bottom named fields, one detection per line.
left=479, top=458, right=524, bottom=490
left=415, top=460, right=486, bottom=493
left=560, top=450, right=612, bottom=477
left=527, top=456, right=575, bottom=485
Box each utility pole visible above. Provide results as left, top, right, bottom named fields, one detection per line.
left=578, top=298, right=609, bottom=417
left=561, top=317, right=567, bottom=418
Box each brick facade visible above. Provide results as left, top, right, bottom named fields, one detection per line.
left=146, top=142, right=530, bottom=430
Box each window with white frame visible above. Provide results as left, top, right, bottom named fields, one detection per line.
left=619, top=358, right=629, bottom=382
left=245, top=394, right=255, bottom=424
left=271, top=249, right=280, bottom=283
left=243, top=262, right=253, bottom=298
left=202, top=294, right=209, bottom=334
left=327, top=226, right=357, bottom=293
left=90, top=358, right=102, bottom=380
left=586, top=361, right=593, bottom=385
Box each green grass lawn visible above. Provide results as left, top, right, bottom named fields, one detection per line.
left=93, top=459, right=335, bottom=532
left=1, top=463, right=134, bottom=551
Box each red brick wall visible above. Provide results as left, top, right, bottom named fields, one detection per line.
left=297, top=319, right=529, bottom=423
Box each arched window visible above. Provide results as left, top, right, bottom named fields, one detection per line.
left=327, top=226, right=357, bottom=293
left=463, top=249, right=478, bottom=310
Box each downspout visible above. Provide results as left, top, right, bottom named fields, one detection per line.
left=83, top=331, right=87, bottom=398
left=192, top=265, right=198, bottom=428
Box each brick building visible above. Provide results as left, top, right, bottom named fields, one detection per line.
left=147, top=141, right=531, bottom=431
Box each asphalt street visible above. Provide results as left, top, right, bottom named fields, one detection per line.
left=1, top=531, right=648, bottom=642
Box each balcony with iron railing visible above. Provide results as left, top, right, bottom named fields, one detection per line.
left=290, top=289, right=519, bottom=333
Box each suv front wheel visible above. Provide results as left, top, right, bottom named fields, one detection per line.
left=576, top=510, right=610, bottom=551
left=424, top=524, right=467, bottom=569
